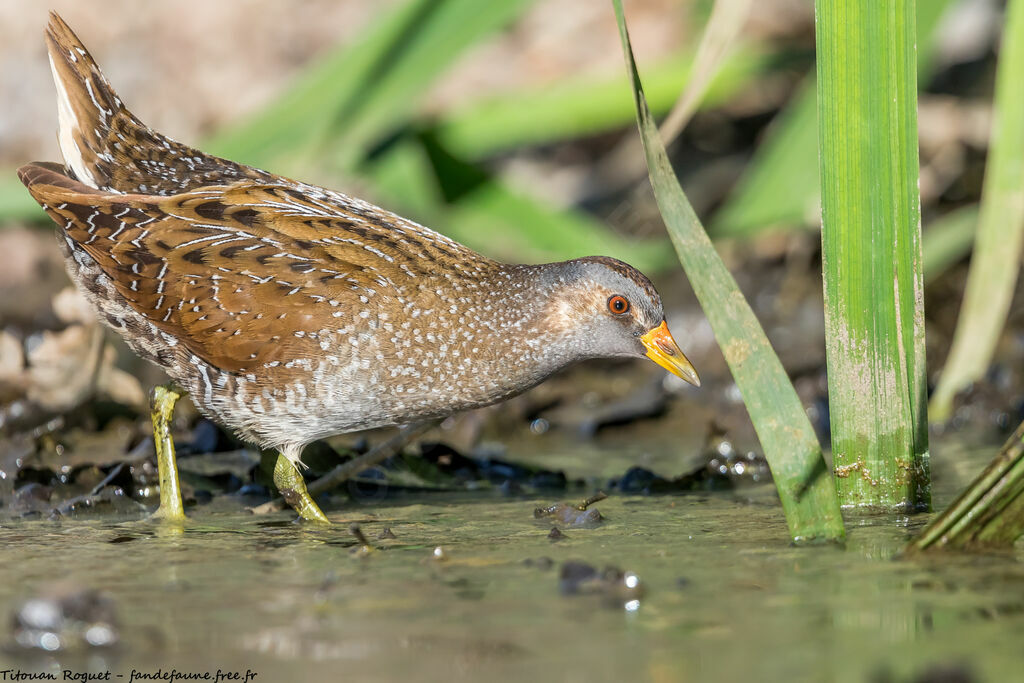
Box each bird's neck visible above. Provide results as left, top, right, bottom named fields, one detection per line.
left=450, top=262, right=585, bottom=397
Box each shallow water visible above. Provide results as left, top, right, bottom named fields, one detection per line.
left=1, top=439, right=1023, bottom=683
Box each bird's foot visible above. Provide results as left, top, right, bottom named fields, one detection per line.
left=149, top=383, right=186, bottom=523
left=273, top=454, right=330, bottom=523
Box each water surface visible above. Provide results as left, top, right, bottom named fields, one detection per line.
left=1, top=441, right=1022, bottom=683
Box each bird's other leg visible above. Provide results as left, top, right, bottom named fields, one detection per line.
left=149, top=383, right=185, bottom=522
left=273, top=449, right=330, bottom=523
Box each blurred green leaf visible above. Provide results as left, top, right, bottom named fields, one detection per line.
left=922, top=205, right=978, bottom=283
left=659, top=0, right=753, bottom=145
left=711, top=79, right=818, bottom=236
left=0, top=175, right=44, bottom=222
left=203, top=0, right=674, bottom=269
left=710, top=0, right=959, bottom=238
left=434, top=45, right=770, bottom=160
left=206, top=0, right=537, bottom=172
left=931, top=0, right=1024, bottom=420
left=364, top=131, right=670, bottom=268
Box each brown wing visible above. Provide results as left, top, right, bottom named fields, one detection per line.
left=18, top=163, right=425, bottom=373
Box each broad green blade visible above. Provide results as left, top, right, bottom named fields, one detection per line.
left=930, top=0, right=1024, bottom=420
left=815, top=0, right=929, bottom=509
left=613, top=0, right=844, bottom=543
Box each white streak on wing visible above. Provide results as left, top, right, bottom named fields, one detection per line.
left=363, top=245, right=394, bottom=262
left=176, top=233, right=229, bottom=249
left=209, top=236, right=247, bottom=247
left=49, top=53, right=97, bottom=188
left=83, top=78, right=108, bottom=121
left=192, top=356, right=213, bottom=405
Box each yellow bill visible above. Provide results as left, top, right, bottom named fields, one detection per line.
left=640, top=320, right=700, bottom=387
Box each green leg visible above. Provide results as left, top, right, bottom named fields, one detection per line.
left=273, top=454, right=330, bottom=523
left=149, top=383, right=186, bottom=522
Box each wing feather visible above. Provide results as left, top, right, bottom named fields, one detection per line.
left=19, top=164, right=417, bottom=372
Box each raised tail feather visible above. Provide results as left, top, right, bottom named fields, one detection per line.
left=45, top=11, right=264, bottom=195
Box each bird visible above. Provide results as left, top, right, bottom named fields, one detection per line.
left=19, top=12, right=699, bottom=523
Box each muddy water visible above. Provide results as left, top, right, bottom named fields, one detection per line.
left=1, top=442, right=1023, bottom=683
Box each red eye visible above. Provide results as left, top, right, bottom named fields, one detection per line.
left=607, top=295, right=630, bottom=315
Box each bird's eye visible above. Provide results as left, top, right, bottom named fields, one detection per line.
left=607, top=295, right=630, bottom=315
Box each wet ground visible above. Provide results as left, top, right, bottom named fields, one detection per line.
left=1, top=434, right=1021, bottom=683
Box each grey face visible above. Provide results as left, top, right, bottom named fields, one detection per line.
left=542, top=256, right=666, bottom=361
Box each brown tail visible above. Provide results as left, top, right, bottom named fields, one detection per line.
left=18, top=161, right=106, bottom=205
left=45, top=12, right=261, bottom=195
left=18, top=161, right=115, bottom=241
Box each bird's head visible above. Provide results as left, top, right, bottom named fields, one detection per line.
left=540, top=256, right=700, bottom=386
